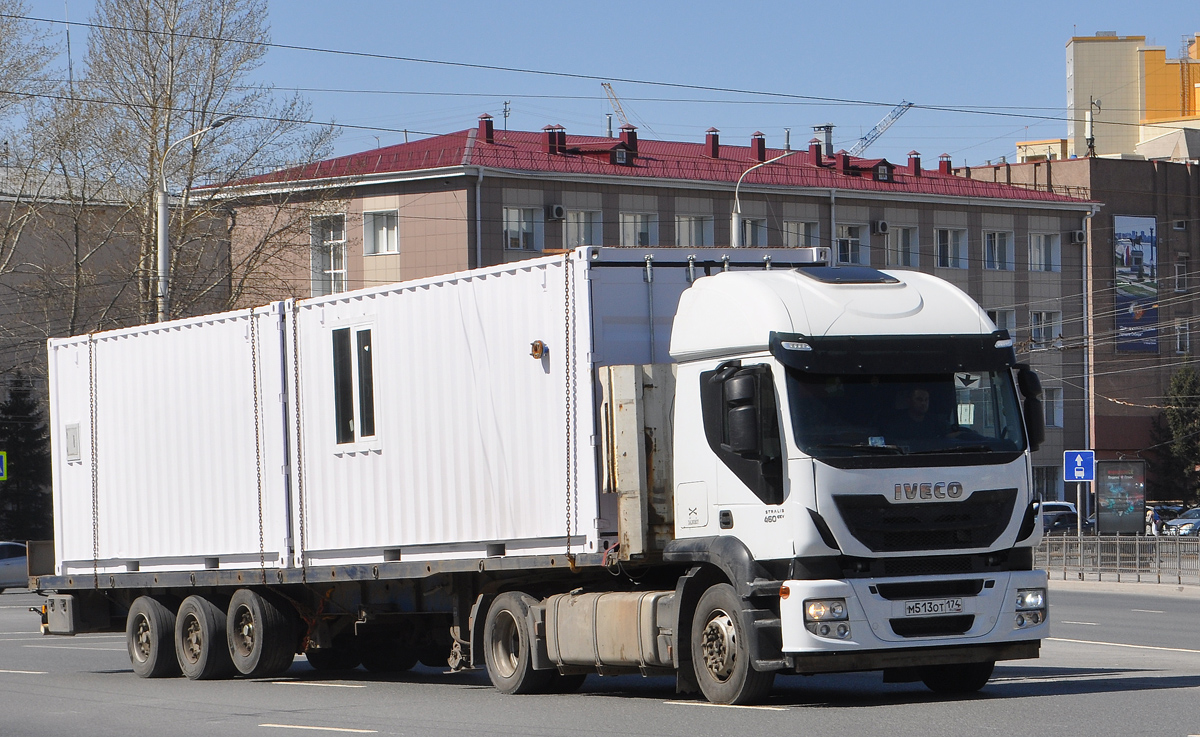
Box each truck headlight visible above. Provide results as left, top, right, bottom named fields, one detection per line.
left=804, top=598, right=851, bottom=639
left=1014, top=587, right=1046, bottom=629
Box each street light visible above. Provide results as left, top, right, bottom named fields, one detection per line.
left=730, top=149, right=796, bottom=248
left=156, top=115, right=234, bottom=322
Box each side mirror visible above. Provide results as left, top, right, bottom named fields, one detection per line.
left=1016, top=364, right=1045, bottom=451
left=724, top=374, right=762, bottom=456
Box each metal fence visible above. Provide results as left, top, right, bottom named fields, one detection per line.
left=1035, top=535, right=1200, bottom=586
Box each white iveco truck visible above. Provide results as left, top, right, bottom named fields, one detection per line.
left=33, top=246, right=1048, bottom=704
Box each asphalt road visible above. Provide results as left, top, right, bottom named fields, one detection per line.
left=0, top=581, right=1197, bottom=737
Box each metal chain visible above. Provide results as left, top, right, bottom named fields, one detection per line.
left=88, top=336, right=99, bottom=590
left=250, top=309, right=266, bottom=583
left=562, top=254, right=577, bottom=564
left=291, top=303, right=308, bottom=584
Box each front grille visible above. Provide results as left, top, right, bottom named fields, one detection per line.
left=834, top=488, right=1018, bottom=552
left=875, top=579, right=984, bottom=601
left=890, top=615, right=975, bottom=638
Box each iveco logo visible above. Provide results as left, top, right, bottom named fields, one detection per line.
left=893, top=482, right=965, bottom=501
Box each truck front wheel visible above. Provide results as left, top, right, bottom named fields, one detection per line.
left=690, top=584, right=775, bottom=705
left=175, top=595, right=236, bottom=680
left=482, top=592, right=552, bottom=694
left=921, top=661, right=994, bottom=694
left=226, top=589, right=296, bottom=677
left=126, top=596, right=181, bottom=678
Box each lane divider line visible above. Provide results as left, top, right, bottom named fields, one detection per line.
left=1048, top=637, right=1200, bottom=654
left=272, top=681, right=366, bottom=689
left=259, top=725, right=377, bottom=733
left=665, top=700, right=788, bottom=711
left=0, top=669, right=48, bottom=674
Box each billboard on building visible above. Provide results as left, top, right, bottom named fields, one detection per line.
left=1095, top=460, right=1146, bottom=534
left=1113, top=215, right=1158, bottom=352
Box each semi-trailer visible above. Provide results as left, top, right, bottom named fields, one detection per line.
left=31, top=245, right=1048, bottom=704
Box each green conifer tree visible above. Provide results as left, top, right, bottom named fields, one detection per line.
left=0, top=372, right=52, bottom=541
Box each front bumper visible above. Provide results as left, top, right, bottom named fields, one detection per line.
left=776, top=569, right=1047, bottom=674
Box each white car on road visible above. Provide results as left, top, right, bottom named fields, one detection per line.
left=0, top=542, right=27, bottom=593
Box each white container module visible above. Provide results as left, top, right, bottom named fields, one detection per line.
left=47, top=305, right=292, bottom=576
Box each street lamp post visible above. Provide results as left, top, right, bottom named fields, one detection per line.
left=156, top=116, right=234, bottom=322
left=730, top=149, right=796, bottom=248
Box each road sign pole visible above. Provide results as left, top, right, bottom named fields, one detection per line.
left=1077, top=482, right=1084, bottom=537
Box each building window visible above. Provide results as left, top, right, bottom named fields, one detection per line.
left=363, top=211, right=398, bottom=255
left=676, top=215, right=714, bottom=247
left=311, top=215, right=347, bottom=297
left=1044, top=387, right=1063, bottom=427
left=503, top=207, right=541, bottom=251
left=936, top=228, right=967, bottom=269
left=1030, top=311, right=1062, bottom=349
left=887, top=227, right=918, bottom=267
left=620, top=213, right=658, bottom=246
left=984, top=231, right=1014, bottom=270
left=1033, top=466, right=1063, bottom=503
left=1176, top=257, right=1188, bottom=293
left=837, top=224, right=865, bottom=265
left=783, top=221, right=819, bottom=248
left=1176, top=319, right=1191, bottom=354
left=987, top=308, right=1016, bottom=332
left=332, top=326, right=375, bottom=445
left=565, top=210, right=602, bottom=248
left=741, top=218, right=767, bottom=247
left=1030, top=233, right=1061, bottom=272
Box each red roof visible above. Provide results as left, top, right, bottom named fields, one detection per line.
left=228, top=126, right=1089, bottom=205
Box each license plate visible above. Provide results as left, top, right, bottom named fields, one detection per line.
left=904, top=598, right=964, bottom=616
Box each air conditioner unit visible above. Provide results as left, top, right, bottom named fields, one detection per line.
left=546, top=204, right=566, bottom=220
left=1174, top=220, right=1187, bottom=231
left=1070, top=230, right=1087, bottom=244
left=872, top=220, right=890, bottom=235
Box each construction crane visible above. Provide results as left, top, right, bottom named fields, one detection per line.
left=847, top=101, right=914, bottom=157
left=602, top=82, right=630, bottom=128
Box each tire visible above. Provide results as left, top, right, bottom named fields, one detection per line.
left=921, top=661, right=995, bottom=694
left=417, top=628, right=453, bottom=668
left=482, top=591, right=552, bottom=694
left=175, top=595, right=236, bottom=680
left=358, top=638, right=417, bottom=673
left=305, top=647, right=362, bottom=672
left=226, top=589, right=297, bottom=678
left=126, top=596, right=180, bottom=678
left=690, top=584, right=775, bottom=705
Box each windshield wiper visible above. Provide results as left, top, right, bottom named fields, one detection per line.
left=909, top=444, right=993, bottom=455
left=810, top=442, right=905, bottom=455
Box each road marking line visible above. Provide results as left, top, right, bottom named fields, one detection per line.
left=23, top=644, right=126, bottom=652
left=1130, top=609, right=1164, bottom=614
left=1049, top=637, right=1200, bottom=654
left=0, top=669, right=47, bottom=675
left=665, top=700, right=788, bottom=711
left=272, top=681, right=366, bottom=689
left=1060, top=621, right=1100, bottom=626
left=260, top=725, right=377, bottom=734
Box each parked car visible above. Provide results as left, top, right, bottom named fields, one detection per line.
left=1043, top=511, right=1095, bottom=535
left=1162, top=507, right=1200, bottom=536
left=1037, top=501, right=1078, bottom=516
left=0, top=541, right=28, bottom=592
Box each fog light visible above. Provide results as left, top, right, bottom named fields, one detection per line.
left=836, top=623, right=850, bottom=639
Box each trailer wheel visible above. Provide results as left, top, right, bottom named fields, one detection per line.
left=359, top=638, right=417, bottom=673
left=690, top=584, right=775, bottom=705
left=174, top=595, right=236, bottom=680
left=126, top=596, right=180, bottom=678
left=305, top=647, right=362, bottom=672
left=226, top=589, right=296, bottom=677
left=921, top=660, right=994, bottom=694
left=482, top=592, right=552, bottom=694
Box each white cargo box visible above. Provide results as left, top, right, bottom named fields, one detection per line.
left=48, top=248, right=798, bottom=575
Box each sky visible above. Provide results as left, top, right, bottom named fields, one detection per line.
left=19, top=0, right=1200, bottom=164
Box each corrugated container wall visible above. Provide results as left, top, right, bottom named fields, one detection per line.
left=48, top=306, right=292, bottom=576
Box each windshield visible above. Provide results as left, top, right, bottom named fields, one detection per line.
left=1176, top=508, right=1200, bottom=520
left=786, top=368, right=1026, bottom=458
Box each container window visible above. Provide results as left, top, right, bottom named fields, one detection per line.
left=332, top=327, right=376, bottom=444
left=357, top=329, right=375, bottom=438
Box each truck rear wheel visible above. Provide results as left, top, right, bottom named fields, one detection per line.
left=690, top=584, right=775, bottom=705
left=482, top=591, right=552, bottom=694
left=126, top=596, right=180, bottom=678
left=227, top=589, right=296, bottom=677
left=921, top=661, right=994, bottom=694
left=175, top=595, right=236, bottom=680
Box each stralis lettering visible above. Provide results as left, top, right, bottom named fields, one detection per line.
left=893, top=482, right=965, bottom=501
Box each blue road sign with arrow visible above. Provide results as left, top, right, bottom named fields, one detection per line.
left=1063, top=450, right=1095, bottom=482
